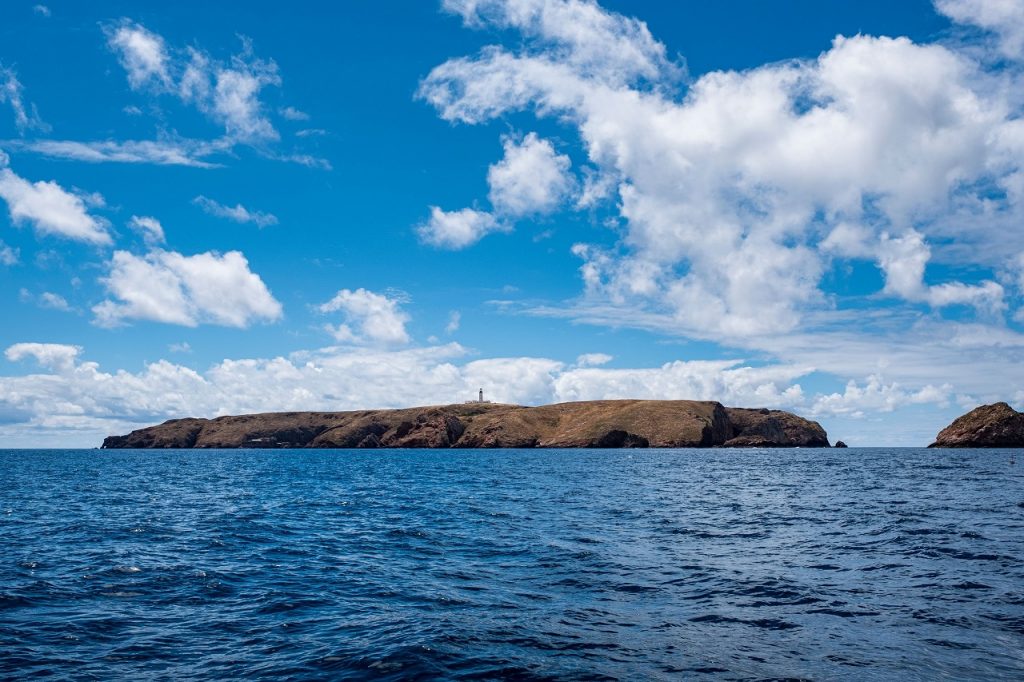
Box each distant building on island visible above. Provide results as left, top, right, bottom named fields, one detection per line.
left=466, top=388, right=491, bottom=404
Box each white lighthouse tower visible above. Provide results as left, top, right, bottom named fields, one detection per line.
left=466, top=388, right=491, bottom=404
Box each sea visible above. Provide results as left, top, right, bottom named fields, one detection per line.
left=1, top=447, right=1022, bottom=680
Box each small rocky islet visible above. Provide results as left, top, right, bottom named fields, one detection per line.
left=929, top=402, right=1024, bottom=448
left=102, top=399, right=831, bottom=449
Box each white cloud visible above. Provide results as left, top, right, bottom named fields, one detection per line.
left=0, top=167, right=110, bottom=244
left=318, top=288, right=411, bottom=346
left=106, top=21, right=172, bottom=90
left=0, top=240, right=18, bottom=265
left=811, top=374, right=953, bottom=418
left=271, top=152, right=333, bottom=170
left=13, top=24, right=315, bottom=169
left=445, top=310, right=461, bottom=334
left=417, top=206, right=507, bottom=249
left=211, top=55, right=281, bottom=142
left=754, top=321, right=1024, bottom=414
left=576, top=352, right=612, bottom=366
left=553, top=359, right=808, bottom=406
left=441, top=0, right=676, bottom=85
left=420, top=2, right=1024, bottom=339
left=19, top=288, right=71, bottom=311
left=488, top=132, right=574, bottom=215
left=280, top=106, right=309, bottom=121
left=168, top=341, right=192, bottom=354
left=937, top=0, right=1024, bottom=58
left=128, top=215, right=165, bottom=245
left=879, top=230, right=1004, bottom=313
left=33, top=5, right=51, bottom=17
left=179, top=47, right=211, bottom=103
left=93, top=249, right=283, bottom=328
left=38, top=292, right=71, bottom=312
left=106, top=21, right=281, bottom=144
left=5, top=342, right=80, bottom=372
left=5, top=139, right=220, bottom=167
left=416, top=130, right=571, bottom=249
left=0, top=65, right=48, bottom=133
left=193, top=195, right=278, bottom=227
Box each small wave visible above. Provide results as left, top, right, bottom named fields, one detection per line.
left=923, top=638, right=976, bottom=650
left=807, top=607, right=881, bottom=618
left=689, top=614, right=800, bottom=630
left=0, top=593, right=33, bottom=609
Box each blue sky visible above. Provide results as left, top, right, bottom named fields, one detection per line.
left=1, top=0, right=1022, bottom=447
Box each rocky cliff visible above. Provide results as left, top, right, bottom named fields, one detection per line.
left=102, top=400, right=830, bottom=449
left=929, top=402, right=1024, bottom=448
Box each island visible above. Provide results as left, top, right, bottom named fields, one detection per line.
left=102, top=399, right=831, bottom=449
left=929, top=402, right=1024, bottom=448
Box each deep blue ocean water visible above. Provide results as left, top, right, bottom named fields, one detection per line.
left=1, top=448, right=1022, bottom=680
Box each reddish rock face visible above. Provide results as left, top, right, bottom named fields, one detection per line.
left=101, top=399, right=831, bottom=449
left=929, top=402, right=1024, bottom=448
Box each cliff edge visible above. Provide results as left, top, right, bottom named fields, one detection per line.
left=102, top=400, right=829, bottom=449
left=929, top=402, right=1024, bottom=448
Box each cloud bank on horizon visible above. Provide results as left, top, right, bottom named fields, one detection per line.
left=0, top=0, right=1022, bottom=446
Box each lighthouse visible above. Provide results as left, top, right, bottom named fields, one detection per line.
left=466, top=388, right=491, bottom=404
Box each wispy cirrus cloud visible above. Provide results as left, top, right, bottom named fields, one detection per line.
left=20, top=289, right=73, bottom=312
left=0, top=65, right=48, bottom=134
left=1, top=138, right=222, bottom=167
left=279, top=106, right=309, bottom=121
left=0, top=240, right=18, bottom=266
left=127, top=215, right=166, bottom=245
left=192, top=195, right=278, bottom=227
left=265, top=151, right=333, bottom=170
left=8, top=21, right=326, bottom=170
left=106, top=20, right=283, bottom=144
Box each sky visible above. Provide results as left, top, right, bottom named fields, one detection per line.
left=1, top=0, right=1023, bottom=447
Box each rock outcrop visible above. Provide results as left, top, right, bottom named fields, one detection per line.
left=929, top=402, right=1024, bottom=448
left=102, top=399, right=830, bottom=449
left=721, top=407, right=828, bottom=447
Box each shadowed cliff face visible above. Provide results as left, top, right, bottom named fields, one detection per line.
left=930, top=403, right=1024, bottom=448
left=101, top=400, right=830, bottom=449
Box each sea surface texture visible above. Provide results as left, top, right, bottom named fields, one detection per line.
left=1, top=448, right=1022, bottom=680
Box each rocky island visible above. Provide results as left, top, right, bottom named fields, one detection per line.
left=102, top=399, right=830, bottom=449
left=929, top=402, right=1024, bottom=448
